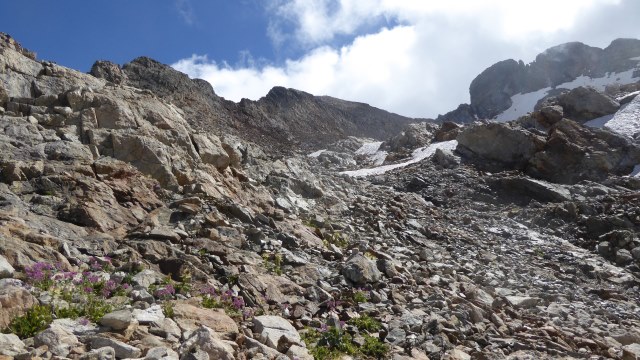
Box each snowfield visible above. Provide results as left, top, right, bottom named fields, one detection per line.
left=495, top=68, right=640, bottom=122
left=585, top=94, right=640, bottom=138
left=340, top=140, right=458, bottom=177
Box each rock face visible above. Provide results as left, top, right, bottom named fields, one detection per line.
left=456, top=119, right=640, bottom=184
left=1, top=32, right=640, bottom=360
left=456, top=123, right=544, bottom=170
left=439, top=38, right=640, bottom=121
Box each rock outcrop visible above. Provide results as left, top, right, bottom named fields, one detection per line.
left=439, top=38, right=640, bottom=121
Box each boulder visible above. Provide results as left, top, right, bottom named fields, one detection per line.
left=192, top=133, right=230, bottom=170
left=0, top=333, right=25, bottom=356
left=90, top=336, right=142, bottom=358
left=178, top=326, right=236, bottom=360
left=0, top=255, right=14, bottom=278
left=0, top=283, right=38, bottom=329
left=253, top=315, right=303, bottom=350
left=456, top=123, right=543, bottom=170
left=342, top=254, right=382, bottom=285
left=171, top=302, right=239, bottom=337
left=99, top=309, right=137, bottom=331
left=79, top=346, right=116, bottom=360
left=557, top=86, right=620, bottom=122
left=34, top=323, right=79, bottom=357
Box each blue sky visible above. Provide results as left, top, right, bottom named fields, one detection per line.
left=0, top=1, right=275, bottom=71
left=2, top=1, right=640, bottom=118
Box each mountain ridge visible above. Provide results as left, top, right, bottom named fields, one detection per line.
left=438, top=38, right=640, bottom=123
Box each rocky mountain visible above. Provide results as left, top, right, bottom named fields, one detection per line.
left=1, top=31, right=640, bottom=360
left=91, top=57, right=416, bottom=153
left=438, top=38, right=640, bottom=123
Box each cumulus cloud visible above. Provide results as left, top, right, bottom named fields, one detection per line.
left=173, top=0, right=639, bottom=118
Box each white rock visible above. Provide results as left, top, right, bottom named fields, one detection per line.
left=0, top=255, right=15, bottom=278
left=34, top=323, right=79, bottom=357
left=253, top=315, right=302, bottom=349
left=0, top=333, right=26, bottom=356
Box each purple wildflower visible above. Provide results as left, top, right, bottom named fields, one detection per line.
left=320, top=323, right=329, bottom=332
left=155, top=284, right=176, bottom=299
left=78, top=318, right=89, bottom=326
left=232, top=296, right=245, bottom=310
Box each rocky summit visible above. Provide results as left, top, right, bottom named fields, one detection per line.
left=1, top=31, right=640, bottom=360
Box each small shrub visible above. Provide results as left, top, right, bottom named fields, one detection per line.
left=262, top=253, right=283, bottom=276
left=361, top=335, right=389, bottom=359
left=323, top=232, right=349, bottom=249
left=349, top=314, right=381, bottom=333
left=162, top=302, right=175, bottom=319
left=352, top=290, right=368, bottom=304
left=5, top=305, right=53, bottom=339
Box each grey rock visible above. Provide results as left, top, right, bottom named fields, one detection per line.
left=622, top=343, right=640, bottom=360
left=456, top=123, right=543, bottom=170
left=342, top=254, right=382, bottom=285
left=253, top=315, right=302, bottom=349
left=505, top=296, right=540, bottom=309
left=99, top=309, right=136, bottom=331
left=79, top=346, right=116, bottom=360
left=0, top=333, right=26, bottom=356
left=91, top=336, right=142, bottom=359
left=132, top=269, right=165, bottom=288
left=34, top=323, right=79, bottom=357
left=557, top=86, right=620, bottom=122
left=145, top=346, right=179, bottom=360
left=0, top=255, right=15, bottom=278
left=178, top=326, right=236, bottom=360
left=132, top=304, right=165, bottom=324
left=616, top=249, right=633, bottom=266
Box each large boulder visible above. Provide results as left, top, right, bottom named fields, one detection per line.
left=342, top=254, right=382, bottom=285
left=556, top=86, right=620, bottom=122
left=192, top=133, right=230, bottom=170
left=527, top=119, right=640, bottom=183
left=456, top=123, right=544, bottom=170
left=253, top=315, right=303, bottom=350
left=0, top=282, right=38, bottom=329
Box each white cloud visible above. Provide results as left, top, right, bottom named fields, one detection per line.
left=176, top=0, right=196, bottom=26
left=173, top=0, right=639, bottom=118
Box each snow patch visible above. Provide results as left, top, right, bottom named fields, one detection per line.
left=631, top=165, right=640, bottom=177
left=340, top=140, right=458, bottom=177
left=586, top=95, right=640, bottom=139
left=603, top=95, right=640, bottom=137
left=308, top=149, right=326, bottom=157
left=495, top=68, right=640, bottom=122
left=355, top=141, right=383, bottom=155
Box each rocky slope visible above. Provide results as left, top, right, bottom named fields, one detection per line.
left=90, top=58, right=416, bottom=153
left=1, top=32, right=640, bottom=360
left=438, top=38, right=640, bottom=123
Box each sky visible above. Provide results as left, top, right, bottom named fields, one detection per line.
left=2, top=0, right=639, bottom=118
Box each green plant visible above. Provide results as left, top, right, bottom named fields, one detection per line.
left=352, top=290, right=368, bottom=304
left=4, top=305, right=53, bottom=338
left=302, top=324, right=358, bottom=360
left=323, top=232, right=349, bottom=249
left=262, top=253, right=283, bottom=276
left=361, top=335, right=389, bottom=359
left=162, top=302, right=175, bottom=319
left=175, top=274, right=192, bottom=295
left=349, top=314, right=381, bottom=333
